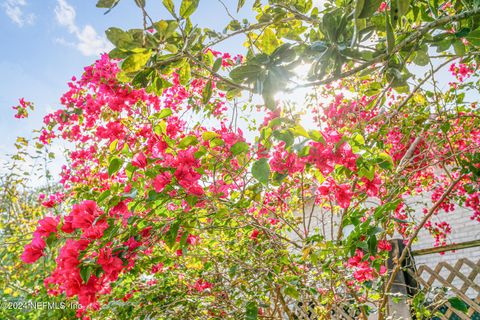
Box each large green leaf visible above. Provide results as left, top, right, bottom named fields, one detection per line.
left=466, top=29, right=480, bottom=46
left=179, top=63, right=191, bottom=85
left=108, top=157, right=123, bottom=176
left=157, top=108, right=172, bottom=119
left=245, top=301, right=258, bottom=320
left=386, top=13, right=395, bottom=54
left=178, top=135, right=199, bottom=149
left=80, top=266, right=92, bottom=284
left=162, top=0, right=175, bottom=15
left=105, top=27, right=133, bottom=49
left=122, top=52, right=151, bottom=73
left=284, top=286, right=300, bottom=299
left=230, top=64, right=262, bottom=83
left=166, top=221, right=181, bottom=248
left=357, top=0, right=383, bottom=18
left=396, top=0, right=410, bottom=17
left=202, top=80, right=213, bottom=104
left=448, top=297, right=468, bottom=313
left=258, top=28, right=281, bottom=55
left=180, top=0, right=200, bottom=18
left=377, top=152, right=394, bottom=170
left=252, top=158, right=270, bottom=184
left=230, top=141, right=249, bottom=155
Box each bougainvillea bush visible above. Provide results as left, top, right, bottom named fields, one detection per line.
left=5, top=0, right=480, bottom=319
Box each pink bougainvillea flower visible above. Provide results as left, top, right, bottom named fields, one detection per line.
left=33, top=216, right=59, bottom=238
left=21, top=236, right=46, bottom=264
left=193, top=279, right=213, bottom=292
left=132, top=152, right=148, bottom=168
left=377, top=240, right=392, bottom=252
left=152, top=171, right=172, bottom=193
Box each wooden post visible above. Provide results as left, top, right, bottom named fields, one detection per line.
left=385, top=239, right=418, bottom=319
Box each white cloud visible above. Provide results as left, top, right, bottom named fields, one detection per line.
left=2, top=0, right=35, bottom=26
left=54, top=0, right=112, bottom=57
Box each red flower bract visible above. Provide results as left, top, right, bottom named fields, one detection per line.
left=132, top=152, right=147, bottom=168
left=21, top=236, right=46, bottom=264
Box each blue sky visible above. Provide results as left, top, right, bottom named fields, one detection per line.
left=0, top=0, right=250, bottom=164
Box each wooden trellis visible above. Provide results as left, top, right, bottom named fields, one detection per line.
left=410, top=258, right=480, bottom=320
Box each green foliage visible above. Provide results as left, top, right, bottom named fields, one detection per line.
left=252, top=158, right=270, bottom=185
left=180, top=0, right=200, bottom=18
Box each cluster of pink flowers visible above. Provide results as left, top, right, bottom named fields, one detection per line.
left=269, top=142, right=305, bottom=175
left=21, top=217, right=58, bottom=263
left=449, top=63, right=474, bottom=82
left=316, top=177, right=353, bottom=209
left=347, top=249, right=387, bottom=283
left=12, top=98, right=33, bottom=119
left=192, top=279, right=214, bottom=293
left=206, top=49, right=244, bottom=67
left=39, top=192, right=66, bottom=208
left=307, top=128, right=357, bottom=175
left=465, top=192, right=480, bottom=222
left=424, top=221, right=452, bottom=249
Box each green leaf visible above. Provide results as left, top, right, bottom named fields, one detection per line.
left=202, top=131, right=220, bottom=141
left=109, top=139, right=118, bottom=153
left=357, top=0, right=383, bottom=18
left=179, top=63, right=191, bottom=85
left=252, top=158, right=270, bottom=185
left=355, top=0, right=366, bottom=18
left=273, top=130, right=294, bottom=147
left=80, top=266, right=92, bottom=284
left=452, top=40, right=465, bottom=56
left=108, top=157, right=123, bottom=176
left=158, top=108, right=172, bottom=119
left=289, top=125, right=309, bottom=138
left=413, top=51, right=429, bottom=66
left=322, top=12, right=337, bottom=41
left=166, top=221, right=181, bottom=248
left=105, top=27, right=132, bottom=49
left=230, top=64, right=262, bottom=83
left=122, top=52, right=151, bottom=73
left=245, top=301, right=258, bottom=320
left=180, top=0, right=199, bottom=18
left=258, top=28, right=280, bottom=55
left=153, top=76, right=173, bottom=95
left=202, top=80, right=213, bottom=104
left=396, top=0, right=410, bottom=17
left=237, top=0, right=246, bottom=12
left=178, top=135, right=198, bottom=149
left=212, top=58, right=222, bottom=73
left=368, top=235, right=378, bottom=253
left=162, top=0, right=175, bottom=15
left=448, top=297, right=468, bottom=313
left=231, top=141, right=249, bottom=155
left=98, top=189, right=111, bottom=203
left=96, top=0, right=119, bottom=8
left=352, top=132, right=365, bottom=145
left=284, top=286, right=300, bottom=299
left=377, top=152, right=394, bottom=170
left=386, top=13, right=395, bottom=54
left=210, top=138, right=225, bottom=148
left=308, top=130, right=325, bottom=144
left=466, top=29, right=480, bottom=47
